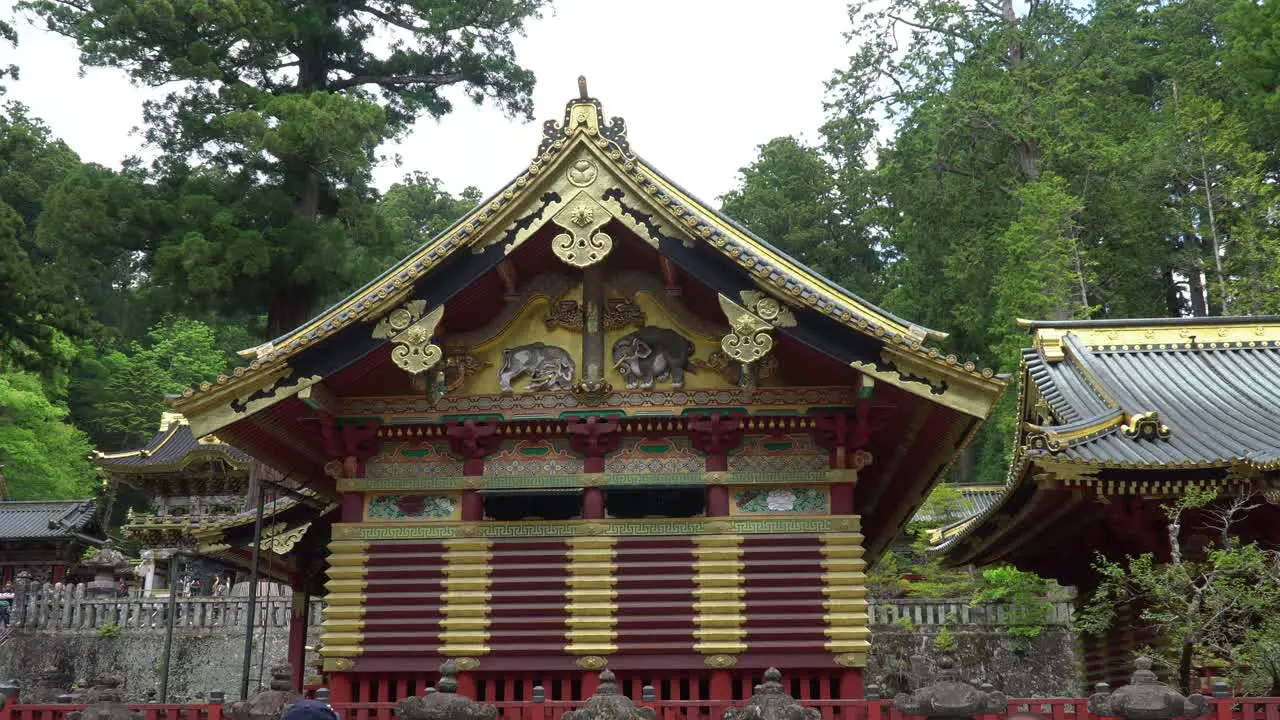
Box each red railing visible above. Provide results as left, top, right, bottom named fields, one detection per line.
left=4, top=697, right=1280, bottom=720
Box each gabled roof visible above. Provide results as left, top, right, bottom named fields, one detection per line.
left=96, top=412, right=248, bottom=473
left=171, top=83, right=1004, bottom=435
left=0, top=500, right=99, bottom=540
left=938, top=315, right=1280, bottom=567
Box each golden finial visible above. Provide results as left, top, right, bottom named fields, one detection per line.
left=578, top=75, right=589, bottom=100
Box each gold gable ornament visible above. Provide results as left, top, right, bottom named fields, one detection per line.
left=552, top=191, right=613, bottom=268
left=1121, top=411, right=1171, bottom=441
left=372, top=300, right=445, bottom=376
left=718, top=294, right=779, bottom=365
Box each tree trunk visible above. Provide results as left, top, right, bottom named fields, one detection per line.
left=1178, top=638, right=1194, bottom=695
left=266, top=288, right=317, bottom=340
left=1189, top=270, right=1208, bottom=317
left=1162, top=267, right=1185, bottom=316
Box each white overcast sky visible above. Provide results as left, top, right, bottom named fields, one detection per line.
left=5, top=1, right=854, bottom=204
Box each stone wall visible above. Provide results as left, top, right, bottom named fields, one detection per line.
left=867, top=627, right=1082, bottom=698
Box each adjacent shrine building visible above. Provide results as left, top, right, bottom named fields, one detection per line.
left=171, top=84, right=1005, bottom=704
left=940, top=316, right=1280, bottom=689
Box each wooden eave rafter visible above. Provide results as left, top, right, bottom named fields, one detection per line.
left=174, top=87, right=1005, bottom=437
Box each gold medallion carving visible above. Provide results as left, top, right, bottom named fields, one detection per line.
left=323, top=658, right=354, bottom=672
left=568, top=159, right=598, bottom=187
left=576, top=655, right=609, bottom=670
left=834, top=653, right=866, bottom=668
left=372, top=300, right=445, bottom=376
left=705, top=655, right=738, bottom=669
left=453, top=657, right=481, bottom=672
left=719, top=294, right=775, bottom=364
left=552, top=191, right=613, bottom=268
left=741, top=290, right=797, bottom=327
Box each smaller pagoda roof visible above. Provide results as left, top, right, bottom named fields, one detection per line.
left=939, top=316, right=1280, bottom=576
left=0, top=500, right=99, bottom=540
left=96, top=412, right=249, bottom=474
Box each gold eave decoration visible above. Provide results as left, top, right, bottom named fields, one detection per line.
left=372, top=300, right=445, bottom=376
left=718, top=294, right=776, bottom=364
left=1121, top=411, right=1171, bottom=441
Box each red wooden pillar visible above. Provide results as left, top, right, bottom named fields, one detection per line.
left=288, top=588, right=311, bottom=691
left=583, top=487, right=605, bottom=519
left=706, top=485, right=729, bottom=517
left=456, top=672, right=477, bottom=699
left=330, top=673, right=353, bottom=704
left=52, top=564, right=65, bottom=583
left=581, top=671, right=600, bottom=698
left=710, top=670, right=733, bottom=701
left=461, top=491, right=484, bottom=521
left=839, top=668, right=865, bottom=700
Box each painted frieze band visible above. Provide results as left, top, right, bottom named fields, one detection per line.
left=340, top=468, right=856, bottom=492
left=332, top=516, right=861, bottom=541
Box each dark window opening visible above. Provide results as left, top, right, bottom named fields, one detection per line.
left=607, top=488, right=705, bottom=519
left=483, top=491, right=581, bottom=521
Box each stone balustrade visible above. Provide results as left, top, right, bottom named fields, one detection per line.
left=9, top=582, right=323, bottom=631
left=7, top=581, right=1073, bottom=633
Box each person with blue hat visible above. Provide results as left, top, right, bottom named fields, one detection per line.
left=284, top=699, right=339, bottom=720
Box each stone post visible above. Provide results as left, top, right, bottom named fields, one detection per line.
left=562, top=671, right=655, bottom=720
left=1088, top=657, right=1210, bottom=720
left=723, top=668, right=820, bottom=720
left=394, top=661, right=498, bottom=720
left=893, top=655, right=1007, bottom=720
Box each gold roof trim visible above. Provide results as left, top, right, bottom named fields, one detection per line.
left=1023, top=318, right=1280, bottom=353
left=174, top=84, right=1003, bottom=422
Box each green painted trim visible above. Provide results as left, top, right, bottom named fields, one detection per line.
left=439, top=414, right=506, bottom=423
left=340, top=469, right=855, bottom=492
left=560, top=410, right=627, bottom=419
left=333, top=515, right=862, bottom=540
left=680, top=407, right=748, bottom=417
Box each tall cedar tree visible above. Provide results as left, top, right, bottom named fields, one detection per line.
left=24, top=0, right=546, bottom=338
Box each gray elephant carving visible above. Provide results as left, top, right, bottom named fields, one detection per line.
left=499, top=343, right=576, bottom=392
left=611, top=326, right=695, bottom=389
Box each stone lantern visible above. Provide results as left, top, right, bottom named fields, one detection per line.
left=227, top=665, right=300, bottom=720
left=724, top=668, right=819, bottom=720
left=1088, top=658, right=1210, bottom=720
left=395, top=661, right=498, bottom=720
left=81, top=541, right=131, bottom=598
left=893, top=654, right=1007, bottom=720
left=66, top=677, right=141, bottom=720
left=561, top=671, right=654, bottom=720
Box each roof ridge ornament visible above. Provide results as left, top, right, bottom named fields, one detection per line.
left=538, top=79, right=633, bottom=162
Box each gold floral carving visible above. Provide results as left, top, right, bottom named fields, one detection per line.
left=453, top=657, right=481, bottom=672
left=372, top=300, right=445, bottom=376
left=567, top=159, right=598, bottom=187
left=704, top=655, right=738, bottom=669
left=696, top=350, right=779, bottom=383
left=571, top=380, right=614, bottom=406
left=576, top=655, right=609, bottom=670
left=834, top=653, right=866, bottom=668
left=718, top=294, right=775, bottom=364
left=443, top=350, right=491, bottom=391
left=546, top=298, right=644, bottom=333
left=552, top=191, right=612, bottom=268
left=324, top=459, right=346, bottom=481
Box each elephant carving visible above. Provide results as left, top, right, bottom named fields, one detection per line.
left=611, top=326, right=695, bottom=389
left=499, top=343, right=576, bottom=392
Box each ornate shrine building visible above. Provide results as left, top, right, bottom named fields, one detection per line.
left=97, top=411, right=328, bottom=599
left=940, top=316, right=1280, bottom=689
left=171, top=83, right=1005, bottom=705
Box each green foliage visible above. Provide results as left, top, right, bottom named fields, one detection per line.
left=96, top=622, right=122, bottom=639
left=719, top=136, right=882, bottom=299
left=869, top=535, right=977, bottom=599
left=379, top=173, right=482, bottom=254
left=975, top=565, right=1053, bottom=644
left=1078, top=492, right=1280, bottom=694
left=71, top=317, right=234, bottom=451
left=22, top=0, right=547, bottom=338
left=935, top=624, right=958, bottom=652
left=0, top=369, right=96, bottom=500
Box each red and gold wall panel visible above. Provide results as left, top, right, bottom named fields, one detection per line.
left=320, top=517, right=869, bottom=675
